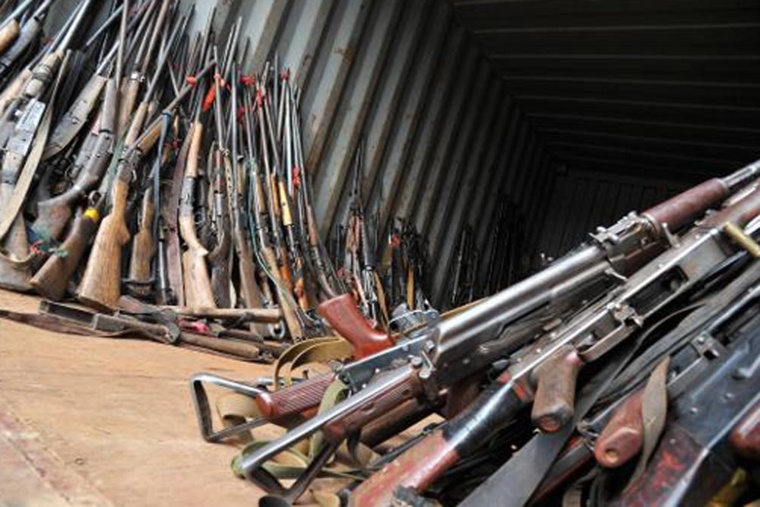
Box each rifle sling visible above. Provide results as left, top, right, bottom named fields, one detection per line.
left=0, top=53, right=68, bottom=242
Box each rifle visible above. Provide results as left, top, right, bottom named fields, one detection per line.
left=254, top=77, right=304, bottom=339
left=230, top=162, right=760, bottom=501
left=33, top=7, right=127, bottom=242
left=507, top=254, right=760, bottom=502
left=77, top=60, right=214, bottom=309
left=0, top=0, right=93, bottom=290
left=349, top=172, right=760, bottom=505
left=179, top=96, right=215, bottom=308
left=611, top=299, right=760, bottom=505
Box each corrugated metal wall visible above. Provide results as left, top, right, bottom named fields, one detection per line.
left=536, top=169, right=687, bottom=259
left=186, top=0, right=555, bottom=306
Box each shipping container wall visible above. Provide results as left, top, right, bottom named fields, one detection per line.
left=183, top=0, right=556, bottom=306
left=535, top=169, right=689, bottom=260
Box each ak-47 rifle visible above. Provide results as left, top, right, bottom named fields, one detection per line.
left=478, top=251, right=760, bottom=505
left=350, top=170, right=760, bottom=505
left=229, top=162, right=760, bottom=501
left=76, top=60, right=214, bottom=309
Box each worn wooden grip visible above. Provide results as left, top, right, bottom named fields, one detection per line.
left=187, top=122, right=202, bottom=177
left=254, top=373, right=335, bottom=420
left=78, top=182, right=131, bottom=309
left=318, top=293, right=393, bottom=359
left=531, top=346, right=583, bottom=432
left=124, top=100, right=148, bottom=148
left=117, top=75, right=140, bottom=138
left=31, top=211, right=99, bottom=300
left=595, top=389, right=644, bottom=468
left=322, top=368, right=422, bottom=442
left=730, top=398, right=760, bottom=461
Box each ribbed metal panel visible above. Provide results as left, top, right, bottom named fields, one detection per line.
left=536, top=170, right=687, bottom=258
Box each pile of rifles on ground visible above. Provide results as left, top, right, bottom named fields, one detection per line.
left=2, top=1, right=760, bottom=506
left=0, top=0, right=437, bottom=363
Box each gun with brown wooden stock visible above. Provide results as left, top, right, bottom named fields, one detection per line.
left=351, top=165, right=760, bottom=506
left=527, top=259, right=760, bottom=502
left=76, top=60, right=214, bottom=309
left=231, top=162, right=760, bottom=502
left=611, top=300, right=760, bottom=505
left=33, top=50, right=121, bottom=242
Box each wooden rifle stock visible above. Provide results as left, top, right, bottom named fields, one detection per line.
left=127, top=187, right=156, bottom=296
left=30, top=207, right=100, bottom=300
left=261, top=245, right=303, bottom=339
left=318, top=293, right=393, bottom=358
left=78, top=127, right=160, bottom=309
left=179, top=122, right=215, bottom=308
left=0, top=19, right=20, bottom=57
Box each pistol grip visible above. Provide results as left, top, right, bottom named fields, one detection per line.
left=531, top=346, right=582, bottom=432
left=318, top=294, right=393, bottom=359
left=254, top=373, right=334, bottom=420
left=595, top=390, right=645, bottom=468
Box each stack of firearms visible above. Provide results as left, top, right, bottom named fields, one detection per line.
left=332, top=149, right=437, bottom=334
left=193, top=161, right=760, bottom=506
left=0, top=1, right=368, bottom=359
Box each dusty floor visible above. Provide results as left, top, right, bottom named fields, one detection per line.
left=0, top=289, right=280, bottom=506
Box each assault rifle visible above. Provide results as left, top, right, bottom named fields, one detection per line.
left=230, top=162, right=760, bottom=501
left=351, top=171, right=760, bottom=505
left=475, top=250, right=760, bottom=505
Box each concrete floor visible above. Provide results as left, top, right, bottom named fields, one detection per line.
left=0, top=290, right=284, bottom=507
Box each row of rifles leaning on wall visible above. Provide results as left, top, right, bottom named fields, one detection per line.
left=2, top=1, right=760, bottom=506
left=0, top=0, right=446, bottom=364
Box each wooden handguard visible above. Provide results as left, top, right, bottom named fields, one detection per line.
left=127, top=189, right=155, bottom=296
left=594, top=389, right=645, bottom=468
left=318, top=293, right=393, bottom=359
left=322, top=367, right=422, bottom=442
left=643, top=178, right=728, bottom=234
left=531, top=345, right=583, bottom=432
left=253, top=373, right=335, bottom=420
left=729, top=398, right=760, bottom=461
